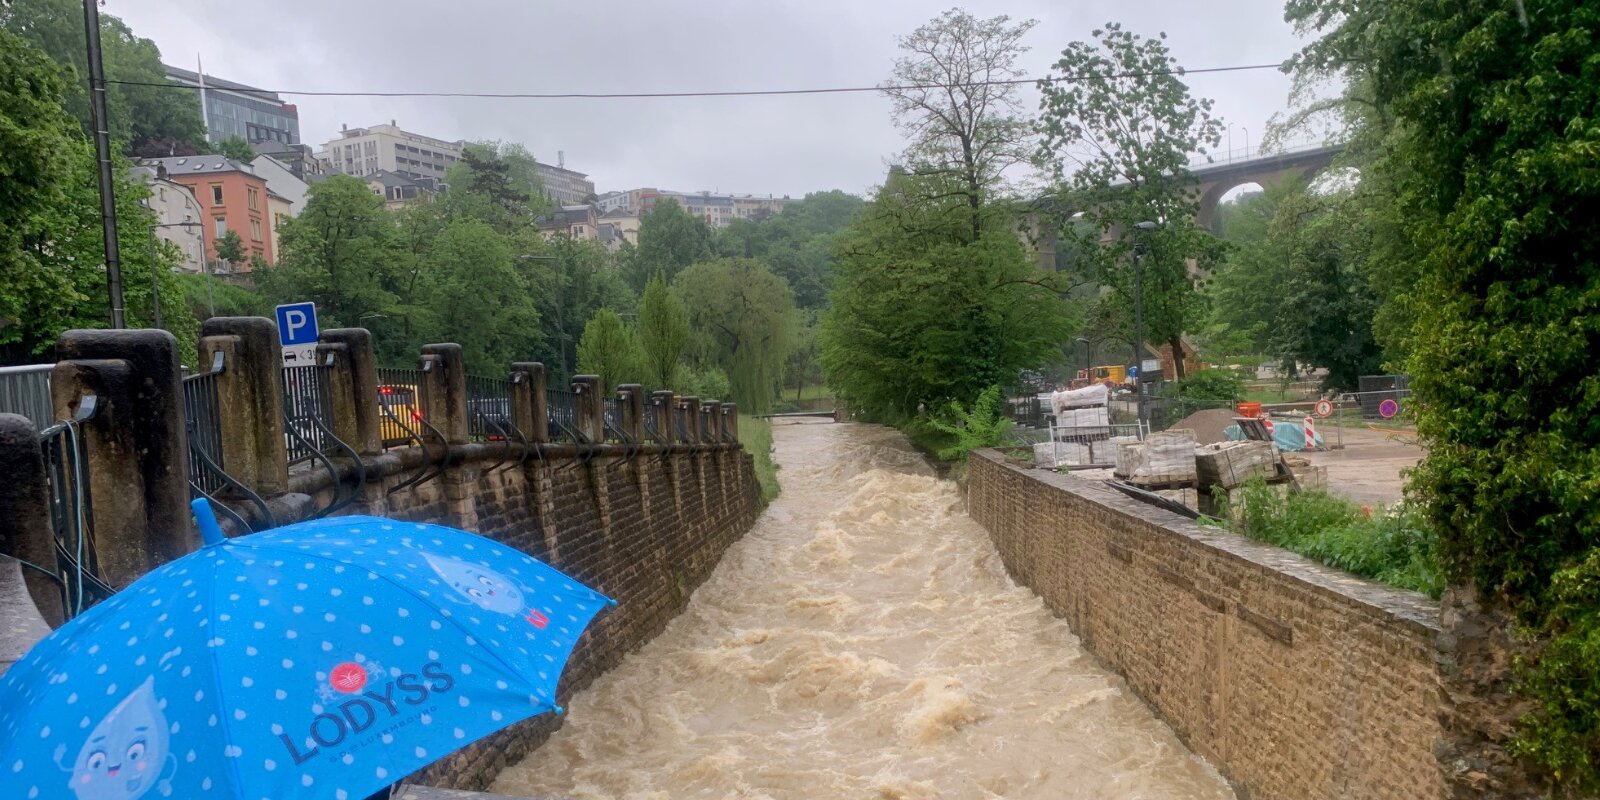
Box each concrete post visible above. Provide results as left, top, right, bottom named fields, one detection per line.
left=702, top=401, right=721, bottom=443
left=617, top=384, right=645, bottom=441
left=0, top=415, right=64, bottom=627
left=681, top=396, right=702, bottom=443
left=512, top=362, right=548, bottom=444
left=320, top=328, right=382, bottom=456
left=53, top=329, right=190, bottom=586
left=420, top=344, right=468, bottom=445
left=650, top=391, right=676, bottom=444
left=723, top=402, right=739, bottom=444
left=571, top=375, right=604, bottom=443
left=199, top=317, right=287, bottom=496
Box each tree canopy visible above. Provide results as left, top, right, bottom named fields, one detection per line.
left=673, top=258, right=795, bottom=413
left=627, top=198, right=712, bottom=291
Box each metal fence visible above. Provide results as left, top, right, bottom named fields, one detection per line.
left=283, top=361, right=335, bottom=464
left=1004, top=395, right=1048, bottom=429
left=602, top=398, right=631, bottom=444
left=39, top=398, right=111, bottom=618
left=547, top=387, right=582, bottom=442
left=673, top=402, right=695, bottom=447
left=466, top=374, right=515, bottom=442
left=377, top=366, right=428, bottom=448
left=1353, top=375, right=1412, bottom=418
left=182, top=353, right=226, bottom=495
left=0, top=364, right=53, bottom=430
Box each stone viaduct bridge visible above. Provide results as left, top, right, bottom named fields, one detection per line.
left=1028, top=143, right=1346, bottom=271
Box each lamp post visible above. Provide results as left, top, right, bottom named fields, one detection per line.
left=1131, top=221, right=1158, bottom=434
left=1075, top=337, right=1090, bottom=378
left=148, top=221, right=202, bottom=329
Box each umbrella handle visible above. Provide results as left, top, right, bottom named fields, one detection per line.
left=191, top=497, right=227, bottom=546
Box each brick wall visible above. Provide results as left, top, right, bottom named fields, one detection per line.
left=319, top=448, right=760, bottom=790
left=966, top=449, right=1446, bottom=800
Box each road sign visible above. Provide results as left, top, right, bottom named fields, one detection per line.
left=1378, top=398, right=1400, bottom=419
left=275, top=302, right=319, bottom=365
left=1313, top=399, right=1334, bottom=418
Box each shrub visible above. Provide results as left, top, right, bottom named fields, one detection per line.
left=1224, top=480, right=1442, bottom=597
left=924, top=385, right=1014, bottom=462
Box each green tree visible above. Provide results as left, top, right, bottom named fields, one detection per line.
left=1203, top=183, right=1383, bottom=389
left=442, top=141, right=550, bottom=233
left=256, top=175, right=397, bottom=327
left=1038, top=23, right=1225, bottom=379
left=637, top=270, right=690, bottom=389
left=628, top=198, right=711, bottom=291
left=575, top=309, right=642, bottom=395
left=527, top=235, right=634, bottom=381
left=673, top=258, right=795, bottom=412
left=821, top=172, right=1077, bottom=420
left=213, top=229, right=245, bottom=270
left=423, top=218, right=538, bottom=372
left=1, top=0, right=207, bottom=154
left=713, top=191, right=866, bottom=309
left=0, top=27, right=193, bottom=361
left=883, top=9, right=1037, bottom=239
left=214, top=135, right=256, bottom=163
left=1288, top=0, right=1600, bottom=790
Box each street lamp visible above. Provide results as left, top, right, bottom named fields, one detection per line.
left=149, top=220, right=202, bottom=328
left=1075, top=336, right=1091, bottom=378
left=1131, top=221, right=1159, bottom=434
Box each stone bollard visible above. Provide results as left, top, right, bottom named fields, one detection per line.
left=681, top=396, right=702, bottom=444
left=571, top=375, right=604, bottom=443
left=723, top=402, right=739, bottom=444
left=199, top=317, right=288, bottom=496
left=510, top=363, right=547, bottom=444
left=420, top=344, right=469, bottom=445
left=702, top=401, right=721, bottom=443
left=617, top=384, right=646, bottom=442
left=53, top=329, right=190, bottom=587
left=0, top=414, right=64, bottom=627
left=320, top=328, right=382, bottom=456
left=650, top=391, right=676, bottom=445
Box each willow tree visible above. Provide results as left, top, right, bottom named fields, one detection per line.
left=672, top=258, right=794, bottom=412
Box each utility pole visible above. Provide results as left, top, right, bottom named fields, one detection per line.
left=1132, top=221, right=1158, bottom=435
left=83, top=0, right=124, bottom=327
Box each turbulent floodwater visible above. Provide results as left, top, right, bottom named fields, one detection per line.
left=493, top=421, right=1233, bottom=800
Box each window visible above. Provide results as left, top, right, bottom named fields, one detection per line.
left=210, top=184, right=224, bottom=205
left=246, top=187, right=258, bottom=211
left=250, top=219, right=261, bottom=240
left=214, top=217, right=227, bottom=236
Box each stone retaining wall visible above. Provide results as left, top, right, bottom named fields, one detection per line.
left=966, top=449, right=1447, bottom=800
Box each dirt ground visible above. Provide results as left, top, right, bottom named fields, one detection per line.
left=1302, top=423, right=1424, bottom=507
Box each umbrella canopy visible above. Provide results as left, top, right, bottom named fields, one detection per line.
left=0, top=502, right=613, bottom=800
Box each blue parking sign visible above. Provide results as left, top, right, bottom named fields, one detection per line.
left=275, top=302, right=319, bottom=347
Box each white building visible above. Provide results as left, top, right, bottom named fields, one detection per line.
left=316, top=121, right=462, bottom=182
left=534, top=159, right=595, bottom=206
left=131, top=165, right=207, bottom=273
left=249, top=154, right=310, bottom=214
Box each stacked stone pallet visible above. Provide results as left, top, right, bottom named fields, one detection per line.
left=1113, top=430, right=1200, bottom=508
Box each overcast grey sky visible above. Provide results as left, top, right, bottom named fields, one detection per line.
left=109, top=0, right=1307, bottom=198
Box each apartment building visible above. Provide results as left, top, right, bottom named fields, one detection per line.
left=131, top=165, right=207, bottom=273
left=535, top=159, right=595, bottom=206
left=136, top=155, right=277, bottom=270
left=317, top=121, right=462, bottom=182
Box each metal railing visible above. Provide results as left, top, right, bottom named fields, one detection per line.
left=1004, top=395, right=1048, bottom=430
left=673, top=402, right=699, bottom=453
left=183, top=352, right=226, bottom=495
left=39, top=396, right=112, bottom=618
left=602, top=398, right=629, bottom=444
left=0, top=364, right=53, bottom=430
left=377, top=366, right=428, bottom=449
left=466, top=374, right=515, bottom=443
left=283, top=360, right=335, bottom=465
left=547, top=387, right=583, bottom=443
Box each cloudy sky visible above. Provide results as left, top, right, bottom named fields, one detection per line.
left=109, top=0, right=1309, bottom=198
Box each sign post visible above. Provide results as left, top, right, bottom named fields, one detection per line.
left=275, top=302, right=319, bottom=366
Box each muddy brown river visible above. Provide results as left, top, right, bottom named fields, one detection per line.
left=493, top=420, right=1233, bottom=799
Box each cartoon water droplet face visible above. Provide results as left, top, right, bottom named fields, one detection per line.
left=69, top=677, right=170, bottom=800
left=423, top=554, right=524, bottom=615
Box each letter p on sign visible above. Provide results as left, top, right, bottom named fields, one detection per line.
left=275, top=302, right=320, bottom=347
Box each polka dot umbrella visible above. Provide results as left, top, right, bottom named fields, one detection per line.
left=0, top=499, right=614, bottom=800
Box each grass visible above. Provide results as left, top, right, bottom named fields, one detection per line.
left=1220, top=479, right=1443, bottom=597
left=739, top=417, right=780, bottom=503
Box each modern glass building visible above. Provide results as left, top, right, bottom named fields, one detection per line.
left=164, top=65, right=300, bottom=145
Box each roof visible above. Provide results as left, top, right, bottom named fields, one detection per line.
left=162, top=65, right=284, bottom=104
left=137, top=155, right=257, bottom=177
left=599, top=207, right=637, bottom=220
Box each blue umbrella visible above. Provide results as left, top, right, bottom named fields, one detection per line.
left=0, top=500, right=613, bottom=800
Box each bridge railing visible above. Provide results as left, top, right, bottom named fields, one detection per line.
left=0, top=364, right=53, bottom=431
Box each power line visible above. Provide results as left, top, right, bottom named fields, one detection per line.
left=105, top=62, right=1286, bottom=100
